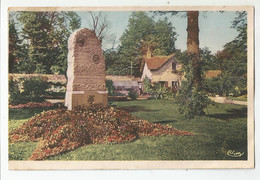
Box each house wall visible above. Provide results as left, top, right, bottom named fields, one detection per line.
left=151, top=58, right=183, bottom=88
left=141, top=63, right=153, bottom=81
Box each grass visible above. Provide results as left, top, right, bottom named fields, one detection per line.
left=9, top=99, right=247, bottom=161
left=229, top=94, right=248, bottom=102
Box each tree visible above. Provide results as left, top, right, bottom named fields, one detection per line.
left=187, top=11, right=201, bottom=86
left=14, top=11, right=81, bottom=74
left=84, top=12, right=117, bottom=51
left=9, top=15, right=21, bottom=73
left=170, top=11, right=210, bottom=117
left=104, top=49, right=123, bottom=75
left=87, top=12, right=109, bottom=43
left=175, top=50, right=210, bottom=118
left=154, top=11, right=202, bottom=85
left=215, top=11, right=247, bottom=96
left=200, top=47, right=217, bottom=71
left=115, top=12, right=177, bottom=77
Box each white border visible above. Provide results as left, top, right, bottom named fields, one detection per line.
left=1, top=0, right=260, bottom=180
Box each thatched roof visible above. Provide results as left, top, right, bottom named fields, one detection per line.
left=144, top=54, right=175, bottom=70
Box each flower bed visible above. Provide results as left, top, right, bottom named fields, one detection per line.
left=9, top=104, right=193, bottom=160
left=108, top=96, right=128, bottom=101
left=9, top=102, right=55, bottom=109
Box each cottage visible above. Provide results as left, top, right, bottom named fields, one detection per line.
left=141, top=51, right=183, bottom=92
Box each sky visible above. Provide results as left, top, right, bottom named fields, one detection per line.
left=77, top=11, right=240, bottom=54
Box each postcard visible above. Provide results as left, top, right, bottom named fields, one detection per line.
left=6, top=6, right=254, bottom=170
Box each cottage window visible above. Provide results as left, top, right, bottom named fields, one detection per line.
left=172, top=81, right=179, bottom=92
left=172, top=62, right=176, bottom=72
left=159, top=81, right=168, bottom=88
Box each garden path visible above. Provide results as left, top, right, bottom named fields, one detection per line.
left=210, top=96, right=247, bottom=106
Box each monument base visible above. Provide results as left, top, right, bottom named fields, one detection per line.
left=65, top=91, right=108, bottom=110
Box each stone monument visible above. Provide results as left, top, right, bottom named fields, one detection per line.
left=65, top=28, right=108, bottom=110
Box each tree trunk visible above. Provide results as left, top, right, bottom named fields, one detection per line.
left=187, top=11, right=199, bottom=54
left=187, top=11, right=201, bottom=86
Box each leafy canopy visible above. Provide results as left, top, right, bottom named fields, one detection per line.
left=214, top=11, right=247, bottom=96
left=106, top=12, right=177, bottom=77
left=11, top=11, right=81, bottom=74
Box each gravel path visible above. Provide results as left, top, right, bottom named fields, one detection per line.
left=45, top=99, right=65, bottom=104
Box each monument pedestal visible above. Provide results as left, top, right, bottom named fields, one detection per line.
left=65, top=91, right=108, bottom=110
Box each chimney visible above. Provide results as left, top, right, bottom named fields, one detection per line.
left=147, top=46, right=152, bottom=58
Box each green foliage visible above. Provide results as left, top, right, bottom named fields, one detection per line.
left=11, top=11, right=81, bottom=74
left=150, top=83, right=173, bottom=100
left=128, top=89, right=138, bottom=100
left=23, top=77, right=49, bottom=102
left=214, top=11, right=247, bottom=97
left=108, top=12, right=177, bottom=76
left=9, top=77, right=49, bottom=105
left=176, top=82, right=211, bottom=118
left=200, top=47, right=218, bottom=71
left=9, top=78, right=22, bottom=105
left=142, top=77, right=174, bottom=100
left=105, top=79, right=115, bottom=96
left=204, top=73, right=246, bottom=97
left=152, top=19, right=177, bottom=55
left=104, top=50, right=130, bottom=76
left=143, top=76, right=151, bottom=93
left=186, top=12, right=248, bottom=98
left=203, top=77, right=222, bottom=96
left=9, top=14, right=22, bottom=73
left=175, top=51, right=211, bottom=118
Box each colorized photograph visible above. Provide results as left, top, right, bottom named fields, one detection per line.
left=7, top=7, right=254, bottom=169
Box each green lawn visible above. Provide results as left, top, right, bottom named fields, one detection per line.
left=229, top=94, right=248, bottom=102
left=9, top=100, right=247, bottom=160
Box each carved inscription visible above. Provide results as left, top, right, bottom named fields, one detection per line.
left=74, top=64, right=105, bottom=76
left=73, top=83, right=106, bottom=91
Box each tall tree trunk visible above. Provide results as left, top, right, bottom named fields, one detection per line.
left=187, top=11, right=199, bottom=54
left=187, top=11, right=201, bottom=86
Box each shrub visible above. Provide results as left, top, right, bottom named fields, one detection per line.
left=128, top=89, right=138, bottom=100
left=143, top=76, right=151, bottom=94
left=9, top=78, right=22, bottom=105
left=203, top=77, right=222, bottom=96
left=9, top=77, right=49, bottom=105
left=203, top=74, right=247, bottom=97
left=176, top=81, right=211, bottom=118
left=142, top=78, right=174, bottom=100
left=22, top=77, right=49, bottom=102
left=150, top=82, right=173, bottom=100
left=175, top=51, right=211, bottom=118
left=106, top=79, right=115, bottom=96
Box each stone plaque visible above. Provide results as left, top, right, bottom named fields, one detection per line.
left=65, top=28, right=108, bottom=110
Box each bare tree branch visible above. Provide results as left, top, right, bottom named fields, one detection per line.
left=84, top=11, right=116, bottom=50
